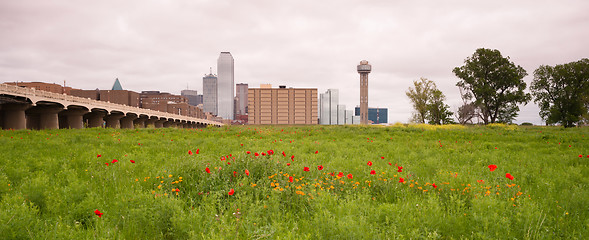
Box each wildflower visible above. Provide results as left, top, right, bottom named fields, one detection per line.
left=130, top=160, right=135, bottom=163
left=397, top=166, right=403, bottom=172
left=261, top=152, right=266, bottom=156
left=221, top=156, right=226, bottom=161
left=337, top=172, right=344, bottom=177
left=267, top=150, right=274, bottom=155
left=287, top=163, right=291, bottom=166
left=317, top=165, right=323, bottom=171
left=315, top=151, right=319, bottom=154
left=506, top=173, right=514, bottom=180
left=255, top=152, right=259, bottom=156
left=188, top=150, right=193, bottom=155
left=433, top=183, right=437, bottom=189
left=175, top=188, right=180, bottom=192
left=233, top=171, right=237, bottom=177
left=399, top=178, right=404, bottom=183
left=196, top=149, right=199, bottom=154
left=111, top=159, right=118, bottom=163
left=579, top=154, right=583, bottom=158
left=282, top=151, right=286, bottom=157
left=381, top=156, right=385, bottom=159
left=370, top=170, right=376, bottom=175
left=488, top=165, right=498, bottom=172
left=205, top=167, right=211, bottom=173
left=228, top=189, right=235, bottom=196
left=289, top=176, right=293, bottom=182
left=245, top=169, right=250, bottom=176
left=246, top=151, right=251, bottom=154
left=291, top=155, right=295, bottom=161
left=94, top=209, right=103, bottom=218
left=367, top=161, right=373, bottom=166
left=304, top=167, right=310, bottom=172
left=105, top=163, right=109, bottom=166
left=97, top=154, right=102, bottom=158
left=388, top=162, right=392, bottom=165
left=347, top=174, right=353, bottom=179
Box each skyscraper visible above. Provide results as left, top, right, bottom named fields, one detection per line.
left=357, top=60, right=371, bottom=124
left=203, top=71, right=218, bottom=115
left=181, top=89, right=198, bottom=106
left=236, top=83, right=248, bottom=116
left=217, top=52, right=234, bottom=120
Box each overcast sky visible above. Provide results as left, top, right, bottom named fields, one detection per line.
left=2, top=0, right=588, bottom=124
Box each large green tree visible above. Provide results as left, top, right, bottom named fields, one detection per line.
left=453, top=48, right=530, bottom=124
left=406, top=77, right=453, bottom=124
left=530, top=58, right=589, bottom=127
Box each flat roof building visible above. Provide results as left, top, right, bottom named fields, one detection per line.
left=248, top=86, right=317, bottom=125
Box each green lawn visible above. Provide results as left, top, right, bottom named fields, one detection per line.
left=1, top=124, right=587, bottom=239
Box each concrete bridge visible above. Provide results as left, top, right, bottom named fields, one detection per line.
left=0, top=83, right=222, bottom=130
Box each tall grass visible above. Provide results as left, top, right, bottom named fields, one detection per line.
left=0, top=125, right=587, bottom=239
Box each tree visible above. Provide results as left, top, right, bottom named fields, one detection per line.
left=406, top=77, right=433, bottom=123
left=406, top=77, right=453, bottom=124
left=530, top=58, right=589, bottom=127
left=453, top=48, right=531, bottom=124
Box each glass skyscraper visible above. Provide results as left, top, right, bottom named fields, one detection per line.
left=203, top=73, right=218, bottom=115
left=217, top=52, right=234, bottom=120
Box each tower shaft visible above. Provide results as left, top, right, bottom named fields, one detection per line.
left=357, top=60, right=371, bottom=125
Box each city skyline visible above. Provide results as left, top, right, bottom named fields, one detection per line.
left=1, top=1, right=588, bottom=124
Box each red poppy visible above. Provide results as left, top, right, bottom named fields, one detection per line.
left=287, top=163, right=291, bottom=166
left=175, top=188, right=180, bottom=192
left=94, top=209, right=103, bottom=218
left=246, top=151, right=251, bottom=154
left=399, top=178, right=404, bottom=183
left=291, top=155, right=295, bottom=161
left=289, top=176, right=293, bottom=182
left=370, top=170, right=376, bottom=175
left=315, top=151, right=319, bottom=154
left=432, top=183, right=437, bottom=189
left=261, top=152, right=266, bottom=156
left=317, top=165, right=323, bottom=170
left=227, top=162, right=231, bottom=165
left=267, top=150, right=274, bottom=155
left=304, top=167, right=310, bottom=172
left=205, top=167, right=211, bottom=173
left=105, top=163, right=109, bottom=166
left=188, top=150, right=193, bottom=155
left=245, top=169, right=250, bottom=176
left=111, top=159, right=118, bottom=163
left=367, top=161, right=373, bottom=166
left=228, top=189, right=235, bottom=196
left=397, top=166, right=403, bottom=172
left=255, top=152, right=259, bottom=157
left=337, top=172, right=344, bottom=177
left=388, top=162, right=392, bottom=166
left=233, top=171, right=237, bottom=177
left=97, top=154, right=102, bottom=158
left=381, top=156, right=385, bottom=159
left=347, top=174, right=353, bottom=179
left=130, top=160, right=135, bottom=163
left=221, top=156, right=226, bottom=161
left=506, top=173, right=514, bottom=180
left=488, top=165, right=497, bottom=172
left=329, top=172, right=335, bottom=176
left=282, top=151, right=286, bottom=157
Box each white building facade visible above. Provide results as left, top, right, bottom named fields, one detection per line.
left=217, top=52, right=235, bottom=120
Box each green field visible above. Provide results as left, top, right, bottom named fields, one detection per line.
left=1, top=124, right=587, bottom=239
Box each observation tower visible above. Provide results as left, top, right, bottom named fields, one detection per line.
left=357, top=60, right=371, bottom=124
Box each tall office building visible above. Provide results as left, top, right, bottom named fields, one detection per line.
left=248, top=86, right=318, bottom=125
left=236, top=83, right=248, bottom=116
left=203, top=71, right=218, bottom=115
left=217, top=52, right=234, bottom=120
left=181, top=89, right=199, bottom=106
left=319, top=89, right=342, bottom=125
left=357, top=60, right=371, bottom=124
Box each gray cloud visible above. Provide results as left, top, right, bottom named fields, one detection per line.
left=1, top=0, right=588, bottom=124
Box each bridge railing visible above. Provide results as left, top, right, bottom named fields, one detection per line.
left=0, top=83, right=221, bottom=125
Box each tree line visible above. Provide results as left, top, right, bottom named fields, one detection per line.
left=406, top=48, right=589, bottom=127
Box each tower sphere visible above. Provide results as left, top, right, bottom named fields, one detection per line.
left=357, top=60, right=372, bottom=73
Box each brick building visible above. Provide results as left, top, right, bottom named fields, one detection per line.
left=4, top=82, right=77, bottom=94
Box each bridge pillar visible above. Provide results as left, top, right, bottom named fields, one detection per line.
left=104, top=112, right=124, bottom=129
left=26, top=105, right=64, bottom=130
left=59, top=108, right=88, bottom=129
left=145, top=117, right=158, bottom=128
left=155, top=119, right=166, bottom=128
left=120, top=114, right=138, bottom=129
left=163, top=120, right=174, bottom=128
left=0, top=103, right=31, bottom=130
left=134, top=115, right=148, bottom=128
left=85, top=111, right=106, bottom=128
